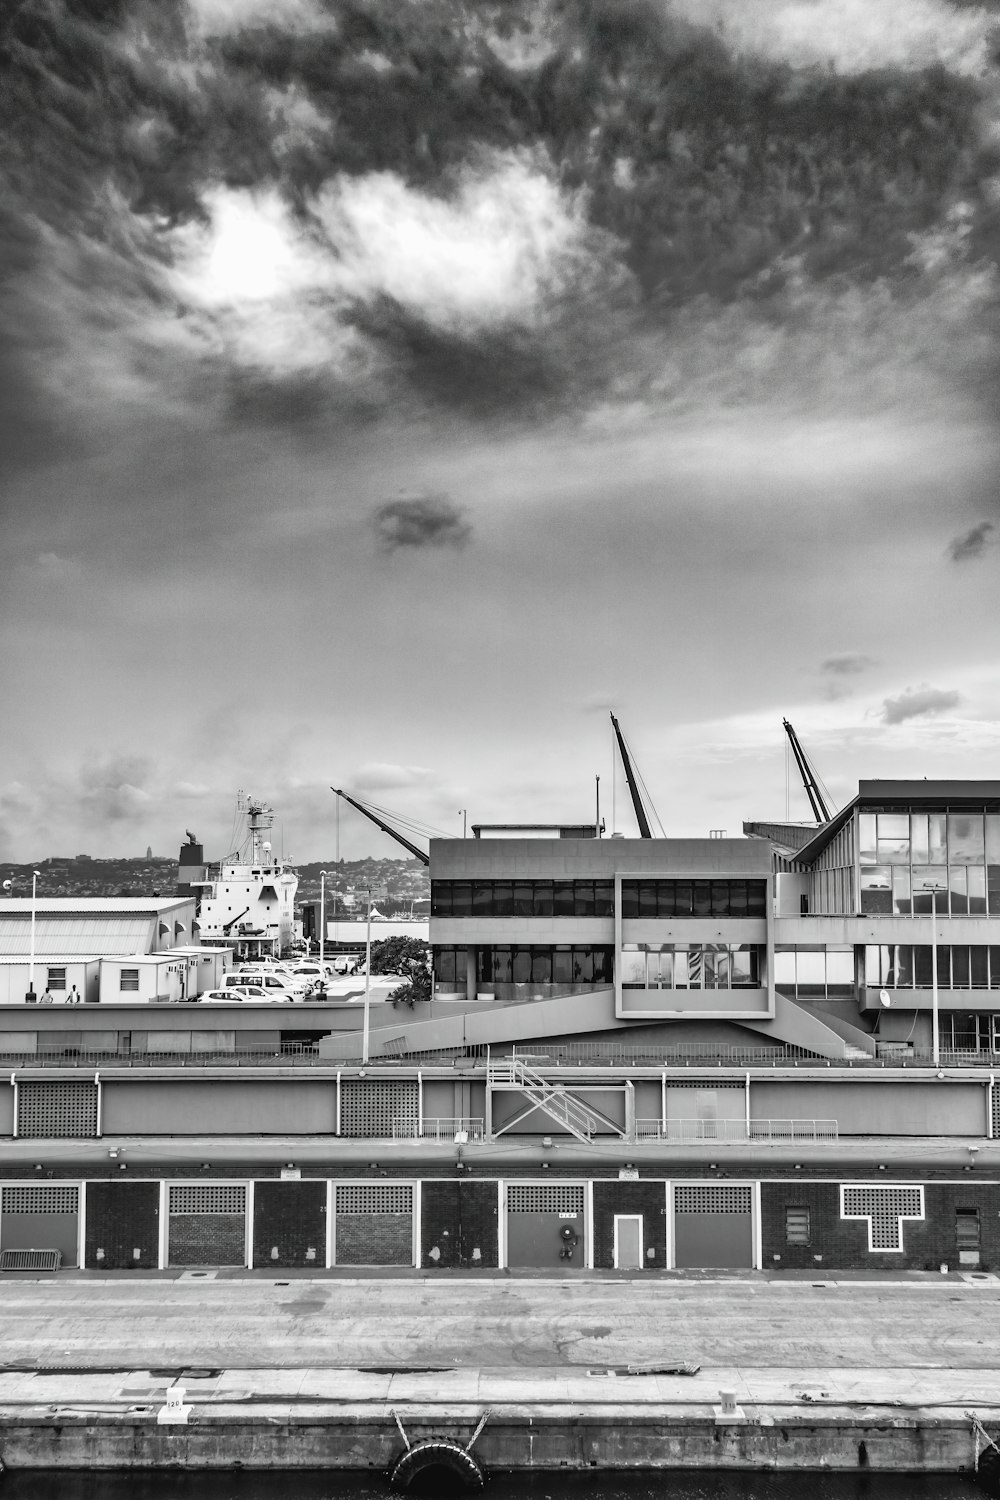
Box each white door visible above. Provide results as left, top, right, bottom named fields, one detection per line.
left=614, top=1214, right=643, bottom=1270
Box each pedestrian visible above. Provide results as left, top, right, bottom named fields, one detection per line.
left=67, top=985, right=81, bottom=1004
left=40, top=988, right=54, bottom=1004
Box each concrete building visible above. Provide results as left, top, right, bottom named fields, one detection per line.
left=1, top=781, right=1000, bottom=1276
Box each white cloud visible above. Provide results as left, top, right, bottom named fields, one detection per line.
left=163, top=155, right=600, bottom=374
left=186, top=0, right=334, bottom=38
left=354, top=763, right=437, bottom=792
left=672, top=0, right=996, bottom=76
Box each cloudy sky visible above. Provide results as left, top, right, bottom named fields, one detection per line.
left=2, top=0, right=1000, bottom=862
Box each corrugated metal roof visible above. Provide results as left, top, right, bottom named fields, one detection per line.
left=0, top=916, right=156, bottom=956
left=0, top=898, right=190, bottom=913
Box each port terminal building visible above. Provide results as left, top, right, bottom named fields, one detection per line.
left=0, top=780, right=998, bottom=1278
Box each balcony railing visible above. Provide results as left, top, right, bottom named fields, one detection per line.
left=392, top=1117, right=486, bottom=1142
left=635, top=1118, right=839, bottom=1143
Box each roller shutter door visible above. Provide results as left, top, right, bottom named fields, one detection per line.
left=674, top=1183, right=753, bottom=1268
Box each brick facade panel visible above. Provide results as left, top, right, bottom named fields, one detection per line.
left=253, top=1180, right=326, bottom=1269
left=335, top=1212, right=412, bottom=1265
left=421, top=1180, right=498, bottom=1268
left=169, top=1212, right=245, bottom=1266
left=593, top=1180, right=667, bottom=1270
left=84, top=1181, right=159, bottom=1269
left=762, top=1181, right=1000, bottom=1271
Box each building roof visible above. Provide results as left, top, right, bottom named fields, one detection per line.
left=0, top=915, right=168, bottom=957
left=0, top=898, right=191, bottom=914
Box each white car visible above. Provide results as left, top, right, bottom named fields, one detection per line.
left=287, top=963, right=336, bottom=982
left=227, top=970, right=307, bottom=998
left=200, top=987, right=291, bottom=1005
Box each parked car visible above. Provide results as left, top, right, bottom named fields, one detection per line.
left=227, top=969, right=307, bottom=998
left=200, top=986, right=291, bottom=1004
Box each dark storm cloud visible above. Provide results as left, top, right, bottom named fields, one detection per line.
left=371, top=494, right=472, bottom=552
left=948, top=520, right=995, bottom=561
left=882, top=687, right=962, bottom=724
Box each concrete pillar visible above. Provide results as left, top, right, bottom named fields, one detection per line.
left=466, top=947, right=477, bottom=1003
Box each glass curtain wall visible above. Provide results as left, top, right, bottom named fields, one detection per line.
left=859, top=808, right=998, bottom=915
left=621, top=943, right=760, bottom=990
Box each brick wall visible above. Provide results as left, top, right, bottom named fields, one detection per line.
left=253, top=1180, right=326, bottom=1269
left=168, top=1213, right=245, bottom=1266
left=335, top=1212, right=412, bottom=1265
left=762, top=1180, right=1000, bottom=1271
left=420, top=1180, right=498, bottom=1268
left=593, top=1180, right=667, bottom=1269
left=84, top=1181, right=159, bottom=1269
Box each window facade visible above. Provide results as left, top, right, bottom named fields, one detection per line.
left=865, top=945, right=1000, bottom=990
left=940, top=1013, right=1000, bottom=1053
left=858, top=807, right=1000, bottom=915
left=774, top=945, right=855, bottom=1001
left=431, top=880, right=614, bottom=917
left=621, top=943, right=760, bottom=990
left=620, top=879, right=766, bottom=919
left=434, top=945, right=614, bottom=993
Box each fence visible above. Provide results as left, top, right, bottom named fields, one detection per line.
left=392, top=1117, right=486, bottom=1142
left=634, top=1118, right=839, bottom=1143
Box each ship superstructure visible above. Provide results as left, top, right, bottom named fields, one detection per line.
left=194, top=792, right=298, bottom=958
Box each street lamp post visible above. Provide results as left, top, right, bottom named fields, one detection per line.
left=362, top=886, right=373, bottom=1066
left=916, top=879, right=947, bottom=1067
left=319, top=871, right=328, bottom=971
left=28, top=869, right=40, bottom=1004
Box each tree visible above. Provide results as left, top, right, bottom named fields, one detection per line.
left=367, top=936, right=432, bottom=1007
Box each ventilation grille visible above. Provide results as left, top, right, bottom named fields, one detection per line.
left=340, top=1080, right=419, bottom=1138
left=507, top=1184, right=584, bottom=1214
left=17, top=1083, right=98, bottom=1139
left=336, top=1184, right=413, bottom=1215
left=841, top=1185, right=924, bottom=1251
left=674, top=1185, right=753, bottom=1215
left=2, top=1185, right=79, bottom=1215
left=169, top=1185, right=246, bottom=1215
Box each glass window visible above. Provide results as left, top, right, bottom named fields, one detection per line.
left=644, top=949, right=661, bottom=987
left=937, top=946, right=951, bottom=987
left=910, top=813, right=929, bottom=864
left=431, top=882, right=452, bottom=917
left=692, top=881, right=712, bottom=918
left=929, top=813, right=948, bottom=864
left=620, top=882, right=639, bottom=918
left=657, top=947, right=673, bottom=987
left=552, top=881, right=575, bottom=917
left=911, top=867, right=947, bottom=915
left=552, top=948, right=573, bottom=984
left=477, top=948, right=493, bottom=984
left=987, top=816, right=1000, bottom=865
left=949, top=813, right=985, bottom=864
left=511, top=948, right=531, bottom=984
left=951, top=1012, right=978, bottom=1050
left=864, top=945, right=884, bottom=987
left=656, top=882, right=676, bottom=918
left=688, top=946, right=705, bottom=987
left=512, top=882, right=533, bottom=918
left=746, top=881, right=767, bottom=918
left=774, top=948, right=796, bottom=988
left=966, top=866, right=986, bottom=915
left=472, top=881, right=493, bottom=916
left=492, top=948, right=512, bottom=984
left=728, top=881, right=748, bottom=917
left=878, top=813, right=910, bottom=840
left=827, top=948, right=855, bottom=994
left=714, top=946, right=731, bottom=988
left=434, top=949, right=456, bottom=984
left=860, top=866, right=892, bottom=915
left=673, top=948, right=690, bottom=988
left=573, top=881, right=595, bottom=917
left=732, top=946, right=759, bottom=986
left=532, top=882, right=553, bottom=917
left=971, top=947, right=988, bottom=988
left=952, top=947, right=970, bottom=988
left=47, top=968, right=67, bottom=991
left=450, top=882, right=471, bottom=918
left=892, top=867, right=911, bottom=915
left=674, top=881, right=693, bottom=917
left=637, top=882, right=658, bottom=918
left=796, top=948, right=826, bottom=998
left=531, top=950, right=551, bottom=984
left=594, top=881, right=615, bottom=917
left=569, top=948, right=593, bottom=984
left=913, top=945, right=933, bottom=986
left=859, top=813, right=877, bottom=863
left=593, top=948, right=613, bottom=984
left=701, top=946, right=719, bottom=989
left=990, top=948, right=1000, bottom=987
left=878, top=838, right=910, bottom=865
left=620, top=947, right=646, bottom=987
left=949, top=865, right=968, bottom=916
left=492, top=882, right=513, bottom=917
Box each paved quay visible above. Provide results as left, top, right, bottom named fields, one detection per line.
left=1, top=1274, right=998, bottom=1474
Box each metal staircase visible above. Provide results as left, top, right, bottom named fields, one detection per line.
left=488, top=1057, right=603, bottom=1144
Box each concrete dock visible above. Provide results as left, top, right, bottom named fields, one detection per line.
left=0, top=1272, right=997, bottom=1476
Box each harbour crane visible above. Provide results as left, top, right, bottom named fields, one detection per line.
left=331, top=788, right=431, bottom=867
left=782, top=718, right=835, bottom=824
left=609, top=712, right=665, bottom=838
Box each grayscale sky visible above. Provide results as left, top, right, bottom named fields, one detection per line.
left=2, top=0, right=1000, bottom=861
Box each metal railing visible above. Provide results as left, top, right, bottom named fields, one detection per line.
left=489, top=1057, right=602, bottom=1143
left=392, top=1117, right=486, bottom=1142
left=635, top=1118, right=839, bottom=1143
left=512, top=1041, right=820, bottom=1066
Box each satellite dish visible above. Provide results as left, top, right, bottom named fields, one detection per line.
left=879, top=989, right=891, bottom=1008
